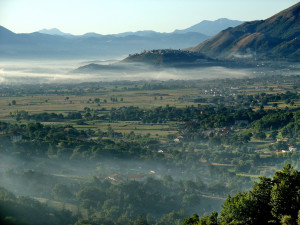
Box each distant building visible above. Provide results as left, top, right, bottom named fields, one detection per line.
left=7, top=132, right=22, bottom=142
left=0, top=164, right=18, bottom=172
left=105, top=173, right=125, bottom=184
left=289, top=146, right=297, bottom=152
left=174, top=138, right=180, bottom=143
left=64, top=127, right=74, bottom=132
left=149, top=170, right=162, bottom=179
left=277, top=138, right=288, bottom=142
left=77, top=135, right=90, bottom=141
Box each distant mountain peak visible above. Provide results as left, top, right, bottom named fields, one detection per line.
left=38, top=28, right=73, bottom=36
left=174, top=18, right=244, bottom=36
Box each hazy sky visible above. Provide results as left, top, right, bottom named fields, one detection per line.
left=0, top=0, right=298, bottom=35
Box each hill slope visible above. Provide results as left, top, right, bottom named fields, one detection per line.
left=190, top=2, right=300, bottom=60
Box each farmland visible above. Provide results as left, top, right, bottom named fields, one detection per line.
left=0, top=73, right=300, bottom=225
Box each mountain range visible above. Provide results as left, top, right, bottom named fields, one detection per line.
left=37, top=18, right=243, bottom=38
left=190, top=2, right=300, bottom=60
left=174, top=18, right=243, bottom=36
left=75, top=3, right=299, bottom=73
left=0, top=19, right=242, bottom=60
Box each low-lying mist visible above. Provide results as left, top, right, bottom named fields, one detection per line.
left=0, top=60, right=255, bottom=84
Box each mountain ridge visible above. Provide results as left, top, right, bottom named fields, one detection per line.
left=35, top=18, right=243, bottom=38
left=0, top=25, right=209, bottom=59
left=174, top=18, right=244, bottom=36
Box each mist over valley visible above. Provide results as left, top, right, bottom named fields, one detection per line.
left=0, top=2, right=300, bottom=225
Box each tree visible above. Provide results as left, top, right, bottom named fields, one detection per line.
left=281, top=215, right=293, bottom=225
left=251, top=177, right=273, bottom=223
left=133, top=215, right=149, bottom=225
left=183, top=214, right=200, bottom=225
left=220, top=192, right=258, bottom=225
left=189, top=164, right=300, bottom=225
left=52, top=183, right=73, bottom=200
left=11, top=100, right=16, bottom=105
left=198, top=212, right=218, bottom=225
left=254, top=132, right=266, bottom=140
left=269, top=130, right=278, bottom=140
left=270, top=164, right=300, bottom=223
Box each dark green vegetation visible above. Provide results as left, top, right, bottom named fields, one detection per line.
left=74, top=50, right=217, bottom=74
left=123, top=50, right=211, bottom=66
left=0, top=186, right=74, bottom=225
left=0, top=74, right=299, bottom=225
left=183, top=164, right=300, bottom=225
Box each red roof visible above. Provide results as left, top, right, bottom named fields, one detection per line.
left=0, top=164, right=18, bottom=169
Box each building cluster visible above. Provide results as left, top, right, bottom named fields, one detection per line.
left=129, top=49, right=204, bottom=57
left=200, top=87, right=239, bottom=97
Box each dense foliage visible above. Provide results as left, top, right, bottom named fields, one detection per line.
left=0, top=187, right=74, bottom=225
left=183, top=164, right=300, bottom=225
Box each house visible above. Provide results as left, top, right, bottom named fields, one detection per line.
left=277, top=138, right=288, bottom=142
left=105, top=173, right=125, bottom=184
left=289, top=146, right=297, bottom=152
left=7, top=132, right=22, bottom=142
left=77, top=135, right=90, bottom=141
left=64, top=127, right=74, bottom=132
left=174, top=138, right=180, bottom=143
left=0, top=164, right=18, bottom=172
left=128, top=174, right=146, bottom=182
left=149, top=170, right=162, bottom=179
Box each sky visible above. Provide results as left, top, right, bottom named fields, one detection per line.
left=0, top=0, right=298, bottom=35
